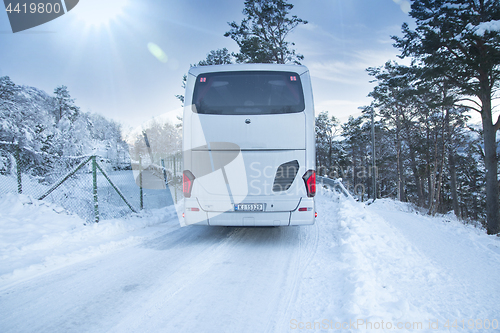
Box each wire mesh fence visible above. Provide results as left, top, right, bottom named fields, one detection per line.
left=0, top=144, right=182, bottom=222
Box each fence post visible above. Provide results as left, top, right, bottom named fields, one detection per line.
left=92, top=156, right=99, bottom=223
left=160, top=158, right=171, bottom=203
left=94, top=160, right=137, bottom=213
left=139, top=156, right=143, bottom=210
left=161, top=158, right=167, bottom=185
left=173, top=155, right=177, bottom=204
left=15, top=143, right=22, bottom=194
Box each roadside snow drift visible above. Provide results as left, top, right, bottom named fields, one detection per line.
left=0, top=193, right=178, bottom=287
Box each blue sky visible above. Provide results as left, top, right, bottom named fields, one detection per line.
left=0, top=0, right=414, bottom=129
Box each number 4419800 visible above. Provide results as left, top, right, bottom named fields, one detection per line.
left=5, top=2, right=62, bottom=14
left=444, top=319, right=498, bottom=330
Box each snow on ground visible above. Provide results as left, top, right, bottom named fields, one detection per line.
left=0, top=193, right=178, bottom=288
left=366, top=198, right=500, bottom=326
left=0, top=190, right=499, bottom=333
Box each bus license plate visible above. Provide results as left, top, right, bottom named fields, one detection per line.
left=235, top=203, right=264, bottom=212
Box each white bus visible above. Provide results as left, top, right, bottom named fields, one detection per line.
left=182, top=64, right=316, bottom=226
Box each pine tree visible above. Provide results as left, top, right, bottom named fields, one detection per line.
left=197, top=48, right=233, bottom=66
left=53, top=85, right=79, bottom=124
left=225, top=0, right=307, bottom=64
left=341, top=115, right=374, bottom=200
left=368, top=62, right=420, bottom=202
left=315, top=111, right=341, bottom=176
left=0, top=76, right=19, bottom=141
left=0, top=76, right=19, bottom=174
left=393, top=0, right=500, bottom=234
left=0, top=76, right=17, bottom=108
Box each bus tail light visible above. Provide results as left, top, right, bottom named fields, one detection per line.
left=302, top=170, right=316, bottom=198
left=183, top=170, right=195, bottom=198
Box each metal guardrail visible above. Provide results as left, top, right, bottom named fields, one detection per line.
left=317, top=176, right=352, bottom=199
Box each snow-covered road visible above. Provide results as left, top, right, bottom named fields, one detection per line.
left=1, top=191, right=499, bottom=333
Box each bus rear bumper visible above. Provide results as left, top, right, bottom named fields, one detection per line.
left=207, top=211, right=290, bottom=226
left=182, top=198, right=315, bottom=226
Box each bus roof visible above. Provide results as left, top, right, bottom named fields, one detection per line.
left=188, top=63, right=309, bottom=77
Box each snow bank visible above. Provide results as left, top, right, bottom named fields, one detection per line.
left=367, top=197, right=421, bottom=213
left=332, top=193, right=435, bottom=326
left=0, top=193, right=178, bottom=287
left=307, top=191, right=500, bottom=331
left=369, top=197, right=489, bottom=229
left=0, top=174, right=49, bottom=198
left=365, top=197, right=500, bottom=330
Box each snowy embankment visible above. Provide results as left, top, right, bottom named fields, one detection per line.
left=312, top=192, right=500, bottom=331
left=0, top=193, right=178, bottom=288
left=0, top=190, right=499, bottom=332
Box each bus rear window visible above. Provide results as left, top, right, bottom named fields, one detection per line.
left=192, top=71, right=305, bottom=115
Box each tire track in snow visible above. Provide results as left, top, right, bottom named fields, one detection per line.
left=270, top=214, right=321, bottom=332
left=0, top=224, right=240, bottom=333
left=108, top=225, right=311, bottom=333
left=107, top=226, right=243, bottom=332
left=284, top=191, right=353, bottom=328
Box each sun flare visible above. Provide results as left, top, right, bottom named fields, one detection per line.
left=73, top=0, right=129, bottom=27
